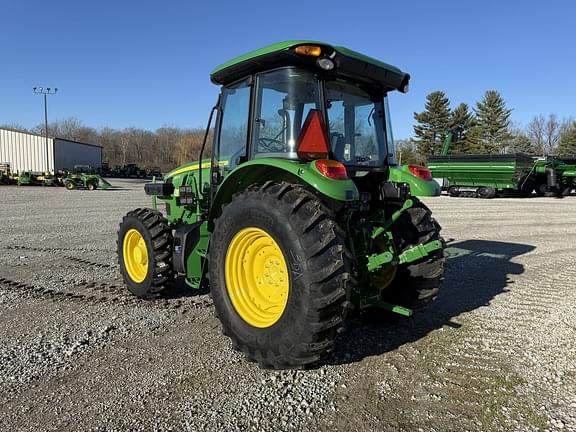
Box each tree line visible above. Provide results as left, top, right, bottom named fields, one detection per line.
left=3, top=91, right=576, bottom=172
left=399, top=90, right=576, bottom=165
left=0, top=118, right=208, bottom=173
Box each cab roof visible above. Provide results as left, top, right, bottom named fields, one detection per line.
left=210, top=40, right=410, bottom=93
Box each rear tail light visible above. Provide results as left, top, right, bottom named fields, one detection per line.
left=408, top=165, right=432, bottom=181
left=315, top=160, right=348, bottom=180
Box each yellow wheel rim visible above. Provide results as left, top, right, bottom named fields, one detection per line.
left=225, top=227, right=290, bottom=328
left=123, top=229, right=149, bottom=283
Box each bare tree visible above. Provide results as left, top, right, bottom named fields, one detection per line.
left=527, top=114, right=572, bottom=156
left=0, top=123, right=29, bottom=133
left=11, top=117, right=213, bottom=172
left=544, top=114, right=562, bottom=156
left=175, top=130, right=207, bottom=165
left=527, top=115, right=546, bottom=155
left=119, top=136, right=130, bottom=166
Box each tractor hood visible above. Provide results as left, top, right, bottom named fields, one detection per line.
left=211, top=40, right=410, bottom=93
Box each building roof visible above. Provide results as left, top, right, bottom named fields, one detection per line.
left=0, top=127, right=102, bottom=148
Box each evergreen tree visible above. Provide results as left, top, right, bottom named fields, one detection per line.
left=474, top=90, right=513, bottom=153
left=556, top=122, right=576, bottom=156
left=449, top=103, right=475, bottom=153
left=413, top=91, right=451, bottom=157
left=464, top=125, right=488, bottom=154
left=507, top=133, right=537, bottom=154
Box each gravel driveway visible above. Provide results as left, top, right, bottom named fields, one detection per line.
left=1, top=179, right=574, bottom=431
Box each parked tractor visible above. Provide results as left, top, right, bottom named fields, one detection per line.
left=61, top=166, right=112, bottom=190
left=119, top=164, right=147, bottom=178
left=63, top=173, right=111, bottom=190
left=147, top=166, right=162, bottom=178
left=98, top=162, right=112, bottom=177
left=117, top=41, right=445, bottom=368
left=35, top=173, right=57, bottom=186
left=16, top=171, right=57, bottom=186
left=0, top=163, right=12, bottom=185
left=531, top=156, right=576, bottom=196
left=17, top=172, right=31, bottom=186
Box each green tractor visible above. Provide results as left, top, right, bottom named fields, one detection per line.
left=62, top=166, right=112, bottom=190
left=531, top=156, right=576, bottom=196
left=0, top=163, right=13, bottom=185
left=36, top=172, right=57, bottom=186
left=117, top=41, right=445, bottom=368
left=16, top=171, right=32, bottom=186
left=16, top=171, right=57, bottom=186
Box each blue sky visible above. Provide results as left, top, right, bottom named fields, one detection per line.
left=1, top=0, right=574, bottom=139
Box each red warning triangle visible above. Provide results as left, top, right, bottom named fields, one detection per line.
left=296, top=109, right=330, bottom=160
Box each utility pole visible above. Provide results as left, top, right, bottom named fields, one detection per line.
left=33, top=87, right=58, bottom=173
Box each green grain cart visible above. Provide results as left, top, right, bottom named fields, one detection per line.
left=428, top=153, right=536, bottom=198
left=117, top=41, right=445, bottom=368
left=428, top=130, right=576, bottom=198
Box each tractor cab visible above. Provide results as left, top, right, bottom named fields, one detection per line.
left=209, top=42, right=411, bottom=181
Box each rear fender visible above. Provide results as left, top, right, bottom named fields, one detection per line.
left=208, top=158, right=359, bottom=231
left=388, top=165, right=441, bottom=197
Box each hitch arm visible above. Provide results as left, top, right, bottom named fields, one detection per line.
left=371, top=199, right=413, bottom=240
left=398, top=240, right=443, bottom=265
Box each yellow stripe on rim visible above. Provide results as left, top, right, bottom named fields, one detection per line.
left=225, top=227, right=290, bottom=328
left=122, top=229, right=149, bottom=283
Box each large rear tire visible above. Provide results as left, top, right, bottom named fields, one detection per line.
left=535, top=182, right=547, bottom=197
left=117, top=208, right=174, bottom=298
left=385, top=197, right=445, bottom=309
left=477, top=187, right=496, bottom=199
left=209, top=182, right=350, bottom=369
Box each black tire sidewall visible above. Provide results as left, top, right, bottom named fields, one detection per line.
left=117, top=215, right=155, bottom=297
left=210, top=194, right=314, bottom=351
left=386, top=197, right=444, bottom=308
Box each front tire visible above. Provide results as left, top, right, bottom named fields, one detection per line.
left=117, top=208, right=174, bottom=298
left=209, top=182, right=350, bottom=369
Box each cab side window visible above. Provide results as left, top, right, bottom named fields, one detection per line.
left=217, top=79, right=251, bottom=176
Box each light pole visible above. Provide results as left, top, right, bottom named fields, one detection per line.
left=33, top=87, right=58, bottom=173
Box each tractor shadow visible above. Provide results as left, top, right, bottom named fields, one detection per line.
left=159, top=276, right=210, bottom=299
left=323, top=239, right=536, bottom=367
left=98, top=187, right=130, bottom=191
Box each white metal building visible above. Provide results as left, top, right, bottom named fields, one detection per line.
left=0, top=128, right=102, bottom=174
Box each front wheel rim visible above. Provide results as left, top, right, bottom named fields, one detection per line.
left=225, top=227, right=290, bottom=328
left=123, top=229, right=149, bottom=283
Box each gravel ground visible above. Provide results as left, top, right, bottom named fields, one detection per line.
left=0, top=179, right=574, bottom=432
